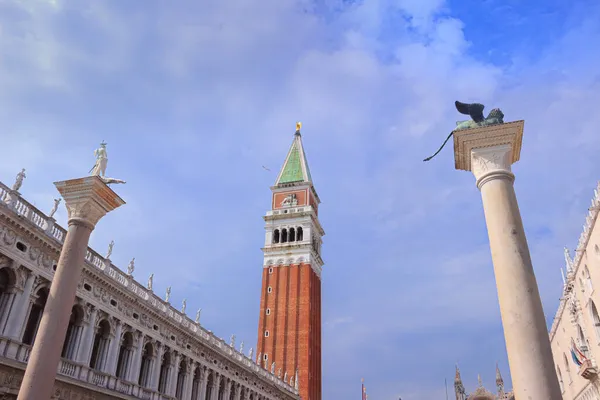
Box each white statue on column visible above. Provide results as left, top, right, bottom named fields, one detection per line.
left=165, top=286, right=171, bottom=302
left=182, top=299, right=186, bottom=313
left=90, top=142, right=108, bottom=177
left=12, top=168, right=26, bottom=191
left=147, top=273, right=153, bottom=290
left=195, top=308, right=202, bottom=324
left=49, top=198, right=61, bottom=218
left=127, top=257, right=135, bottom=275
left=106, top=240, right=114, bottom=259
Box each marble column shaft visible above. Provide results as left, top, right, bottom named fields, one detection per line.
left=463, top=137, right=562, bottom=399
left=16, top=176, right=124, bottom=400
left=105, top=320, right=123, bottom=374
left=17, top=219, right=94, bottom=399
left=77, top=306, right=98, bottom=364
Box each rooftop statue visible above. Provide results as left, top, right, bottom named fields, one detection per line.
left=423, top=101, right=505, bottom=162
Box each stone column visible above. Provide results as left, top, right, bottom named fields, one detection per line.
left=211, top=373, right=220, bottom=400
left=453, top=121, right=561, bottom=399
left=183, top=361, right=195, bottom=400
left=168, top=352, right=181, bottom=396
left=76, top=305, right=98, bottom=364
left=224, top=378, right=232, bottom=399
left=199, top=368, right=208, bottom=400
left=128, top=332, right=144, bottom=382
left=150, top=343, right=164, bottom=391
left=3, top=270, right=36, bottom=339
left=234, top=383, right=241, bottom=400
left=105, top=320, right=123, bottom=374
left=17, top=176, right=125, bottom=400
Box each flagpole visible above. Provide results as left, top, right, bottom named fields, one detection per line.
left=445, top=378, right=449, bottom=400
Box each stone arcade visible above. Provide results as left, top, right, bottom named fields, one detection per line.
left=0, top=177, right=299, bottom=400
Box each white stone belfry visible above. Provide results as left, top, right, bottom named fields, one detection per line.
left=453, top=120, right=562, bottom=399
left=17, top=176, right=125, bottom=400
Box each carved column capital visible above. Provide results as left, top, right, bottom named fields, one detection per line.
left=470, top=144, right=514, bottom=187
left=54, top=176, right=125, bottom=229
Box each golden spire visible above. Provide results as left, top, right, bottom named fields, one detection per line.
left=296, top=121, right=302, bottom=133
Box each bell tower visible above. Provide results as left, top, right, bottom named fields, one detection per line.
left=256, top=123, right=324, bottom=400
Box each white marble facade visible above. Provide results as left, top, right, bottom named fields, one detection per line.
left=549, top=181, right=600, bottom=400
left=0, top=180, right=299, bottom=400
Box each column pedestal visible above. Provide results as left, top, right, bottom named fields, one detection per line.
left=453, top=121, right=562, bottom=399
left=17, top=176, right=124, bottom=400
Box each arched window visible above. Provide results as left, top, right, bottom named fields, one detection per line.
left=22, top=287, right=49, bottom=345
left=175, top=357, right=187, bottom=399
left=585, top=265, right=593, bottom=292
left=590, top=301, right=600, bottom=342
left=557, top=365, right=564, bottom=392
left=0, top=267, right=17, bottom=333
left=191, top=366, right=201, bottom=400
left=564, top=353, right=572, bottom=383
left=273, top=230, right=280, bottom=244
left=61, top=305, right=84, bottom=360
left=138, top=342, right=154, bottom=387
left=116, top=331, right=134, bottom=380
left=158, top=349, right=172, bottom=394
left=289, top=228, right=296, bottom=242
left=281, top=229, right=288, bottom=243
left=297, top=227, right=303, bottom=242
left=205, top=371, right=214, bottom=400
left=89, top=319, right=111, bottom=371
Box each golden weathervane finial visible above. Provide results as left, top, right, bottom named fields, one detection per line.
left=296, top=122, right=302, bottom=132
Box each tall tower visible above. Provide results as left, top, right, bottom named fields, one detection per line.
left=256, top=123, right=325, bottom=400
left=454, top=365, right=466, bottom=400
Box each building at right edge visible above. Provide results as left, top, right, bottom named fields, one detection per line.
left=550, top=181, right=600, bottom=399
left=256, top=125, right=324, bottom=400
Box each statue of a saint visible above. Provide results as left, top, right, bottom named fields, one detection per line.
left=12, top=168, right=26, bottom=191
left=284, top=371, right=288, bottom=382
left=278, top=368, right=282, bottom=378
left=239, top=341, right=244, bottom=354
left=271, top=362, right=275, bottom=374
left=257, top=352, right=262, bottom=364
left=295, top=370, right=299, bottom=390
left=127, top=257, right=135, bottom=275
left=49, top=198, right=61, bottom=218
left=182, top=299, right=187, bottom=313
left=248, top=348, right=253, bottom=359
left=230, top=334, right=236, bottom=347
left=106, top=240, right=114, bottom=259
left=165, top=286, right=171, bottom=302
left=90, top=141, right=108, bottom=177
left=195, top=308, right=202, bottom=324
left=147, top=273, right=154, bottom=290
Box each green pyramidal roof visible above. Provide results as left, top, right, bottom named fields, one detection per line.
left=275, top=132, right=313, bottom=185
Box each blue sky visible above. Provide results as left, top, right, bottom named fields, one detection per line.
left=1, top=0, right=600, bottom=398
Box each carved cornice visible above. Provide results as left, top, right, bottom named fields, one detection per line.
left=453, top=120, right=524, bottom=172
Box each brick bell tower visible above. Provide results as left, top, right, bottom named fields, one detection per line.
left=256, top=122, right=324, bottom=400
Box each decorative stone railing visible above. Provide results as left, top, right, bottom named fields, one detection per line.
left=0, top=180, right=298, bottom=396
left=266, top=206, right=312, bottom=217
